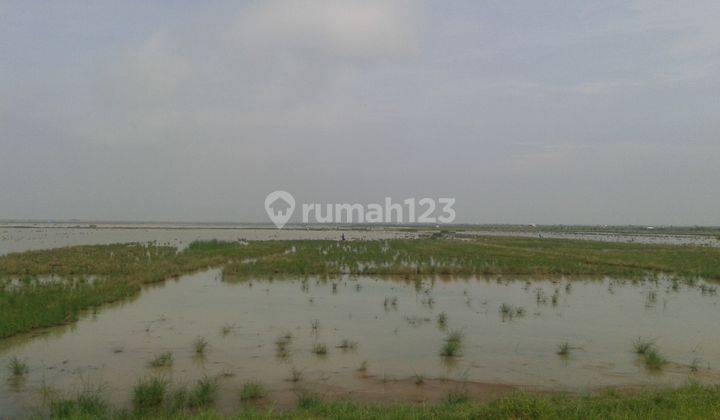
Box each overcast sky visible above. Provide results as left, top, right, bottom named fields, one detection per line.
left=1, top=1, right=719, bottom=225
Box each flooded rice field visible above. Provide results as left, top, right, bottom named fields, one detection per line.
left=0, top=225, right=418, bottom=256
left=462, top=230, right=720, bottom=248
left=2, top=224, right=718, bottom=259
left=2, top=271, right=719, bottom=416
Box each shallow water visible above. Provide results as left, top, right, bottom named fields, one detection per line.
left=1, top=272, right=719, bottom=416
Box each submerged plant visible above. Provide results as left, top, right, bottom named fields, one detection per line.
left=557, top=342, right=571, bottom=356
left=312, top=343, right=328, bottom=356
left=220, top=323, right=235, bottom=336
left=357, top=360, right=369, bottom=373
left=633, top=337, right=655, bottom=355
left=276, top=333, right=293, bottom=358
left=437, top=311, right=448, bottom=328
left=644, top=348, right=668, bottom=371
left=149, top=352, right=173, bottom=368
left=690, top=357, right=702, bottom=373
left=7, top=356, right=28, bottom=376
left=336, top=339, right=358, bottom=350
left=499, top=303, right=525, bottom=320
left=193, top=337, right=208, bottom=355
left=289, top=366, right=303, bottom=382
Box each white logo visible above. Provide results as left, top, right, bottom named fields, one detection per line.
left=265, top=191, right=457, bottom=229
left=265, top=190, right=295, bottom=229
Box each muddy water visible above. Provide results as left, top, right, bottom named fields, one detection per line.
left=2, top=272, right=719, bottom=416
left=0, top=225, right=419, bottom=256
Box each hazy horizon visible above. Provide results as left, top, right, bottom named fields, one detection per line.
left=2, top=1, right=719, bottom=226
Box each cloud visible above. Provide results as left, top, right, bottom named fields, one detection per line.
left=628, top=0, right=720, bottom=56
left=1, top=1, right=719, bottom=224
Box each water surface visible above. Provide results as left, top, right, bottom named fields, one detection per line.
left=1, top=271, right=718, bottom=416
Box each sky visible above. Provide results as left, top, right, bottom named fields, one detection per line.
left=1, top=0, right=719, bottom=225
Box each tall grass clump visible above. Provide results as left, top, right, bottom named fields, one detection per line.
left=633, top=337, right=655, bottom=355
left=193, top=337, right=208, bottom=355
left=149, top=352, right=173, bottom=368
left=133, top=377, right=168, bottom=411
left=312, top=343, right=328, bottom=356
left=295, top=389, right=322, bottom=409
left=7, top=356, right=28, bottom=376
left=48, top=386, right=108, bottom=418
left=187, top=375, right=218, bottom=408
left=440, top=329, right=464, bottom=357
left=240, top=381, right=266, bottom=401
left=644, top=348, right=668, bottom=370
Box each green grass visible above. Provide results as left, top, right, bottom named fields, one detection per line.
left=440, top=329, right=464, bottom=357
left=7, top=356, right=28, bottom=376
left=187, top=376, right=218, bottom=408
left=41, top=382, right=720, bottom=419
left=295, top=390, right=322, bottom=409
left=48, top=385, right=108, bottom=418
left=633, top=338, right=656, bottom=355
left=133, top=377, right=168, bottom=411
left=644, top=349, right=668, bottom=371
left=240, top=381, right=265, bottom=401
left=3, top=237, right=720, bottom=339
left=499, top=303, right=525, bottom=320
left=443, top=388, right=470, bottom=405
left=312, top=343, right=328, bottom=356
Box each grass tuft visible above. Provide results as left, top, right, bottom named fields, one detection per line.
left=633, top=337, right=655, bottom=355
left=187, top=375, right=218, bottom=408
left=336, top=339, right=357, bottom=350
left=7, top=356, right=28, bottom=376
left=644, top=348, right=668, bottom=371
left=240, top=381, right=266, bottom=401
left=312, top=343, right=328, bottom=356
left=193, top=337, right=208, bottom=355
left=149, top=351, right=173, bottom=368
left=133, top=377, right=168, bottom=411
left=557, top=342, right=571, bottom=356
left=440, top=329, right=464, bottom=357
